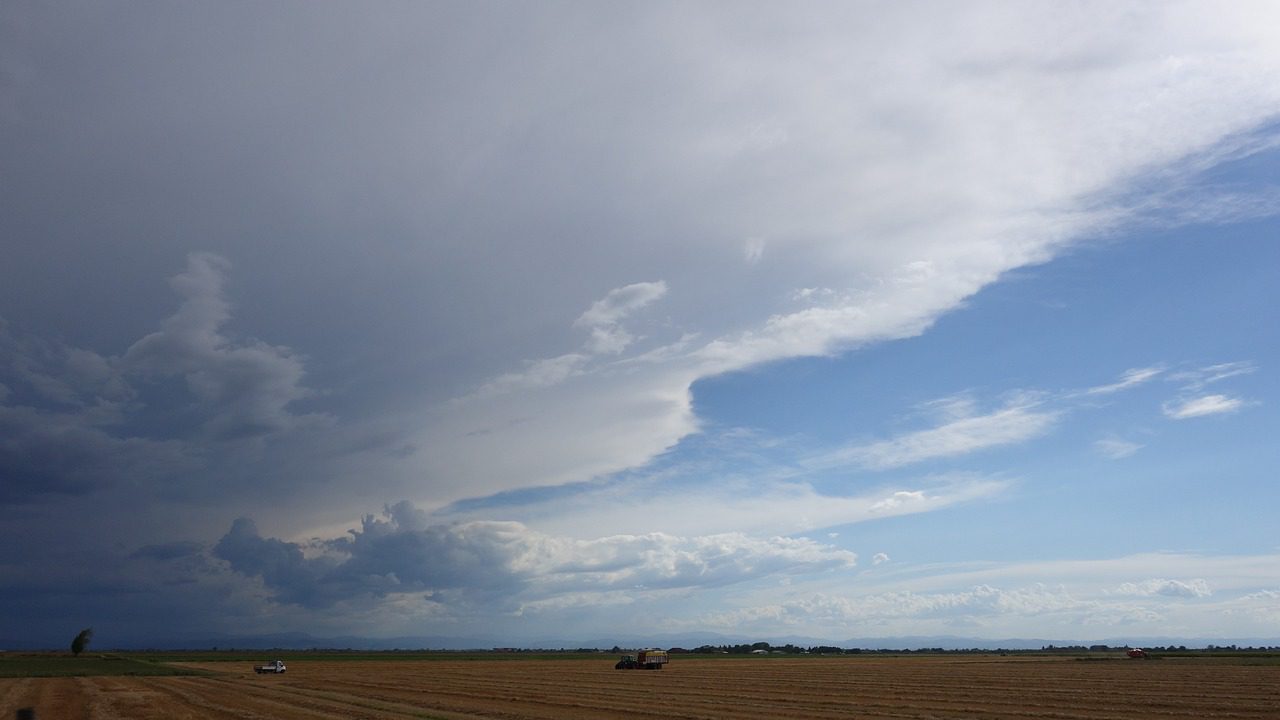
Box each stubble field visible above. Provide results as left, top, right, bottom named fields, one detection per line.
left=2, top=654, right=1278, bottom=719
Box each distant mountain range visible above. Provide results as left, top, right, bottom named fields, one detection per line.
left=5, top=630, right=1277, bottom=652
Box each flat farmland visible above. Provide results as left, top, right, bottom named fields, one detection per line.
left=3, top=654, right=1278, bottom=719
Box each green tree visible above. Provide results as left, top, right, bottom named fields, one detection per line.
left=71, top=627, right=93, bottom=656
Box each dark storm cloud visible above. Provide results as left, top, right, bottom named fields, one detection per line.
left=121, top=253, right=326, bottom=441
left=129, top=540, right=205, bottom=562
left=0, top=319, right=131, bottom=408
left=0, top=402, right=193, bottom=503
left=0, top=253, right=327, bottom=503
left=0, top=535, right=266, bottom=648
left=213, top=518, right=336, bottom=607
left=0, top=316, right=192, bottom=502
left=213, top=507, right=531, bottom=609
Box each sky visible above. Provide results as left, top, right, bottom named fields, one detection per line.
left=2, top=1, right=1279, bottom=648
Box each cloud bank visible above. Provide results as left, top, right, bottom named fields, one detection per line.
left=213, top=502, right=857, bottom=612
left=1, top=2, right=1278, bottom=645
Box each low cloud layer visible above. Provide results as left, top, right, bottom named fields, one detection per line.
left=1114, top=578, right=1212, bottom=598
left=688, top=554, right=1276, bottom=639
left=213, top=502, right=857, bottom=611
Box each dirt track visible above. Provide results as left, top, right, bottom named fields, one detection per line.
left=2, top=656, right=1278, bottom=719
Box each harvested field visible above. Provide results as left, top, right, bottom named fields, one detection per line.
left=2, top=654, right=1278, bottom=719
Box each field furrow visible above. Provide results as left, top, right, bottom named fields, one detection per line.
left=4, top=655, right=1277, bottom=719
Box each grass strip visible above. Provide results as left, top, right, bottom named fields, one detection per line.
left=0, top=653, right=210, bottom=678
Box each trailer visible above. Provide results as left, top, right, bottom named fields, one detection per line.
left=615, top=649, right=669, bottom=669
left=254, top=659, right=287, bottom=674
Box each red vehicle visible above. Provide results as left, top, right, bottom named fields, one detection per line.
left=1126, top=648, right=1148, bottom=659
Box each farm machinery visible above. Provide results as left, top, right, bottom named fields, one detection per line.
left=615, top=649, right=669, bottom=669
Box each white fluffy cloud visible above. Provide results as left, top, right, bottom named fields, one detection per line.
left=1163, top=394, right=1245, bottom=419
left=698, top=585, right=1096, bottom=630
left=1114, top=578, right=1212, bottom=598
left=1169, top=362, right=1256, bottom=391
left=1086, top=366, right=1164, bottom=395
left=574, top=281, right=668, bottom=356
left=815, top=400, right=1058, bottom=471
left=1160, top=361, right=1255, bottom=420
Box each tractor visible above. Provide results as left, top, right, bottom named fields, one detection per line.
left=615, top=649, right=669, bottom=669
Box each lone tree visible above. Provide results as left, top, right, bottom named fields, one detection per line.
left=71, top=627, right=93, bottom=656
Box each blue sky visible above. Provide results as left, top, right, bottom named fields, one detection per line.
left=2, top=2, right=1279, bottom=647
